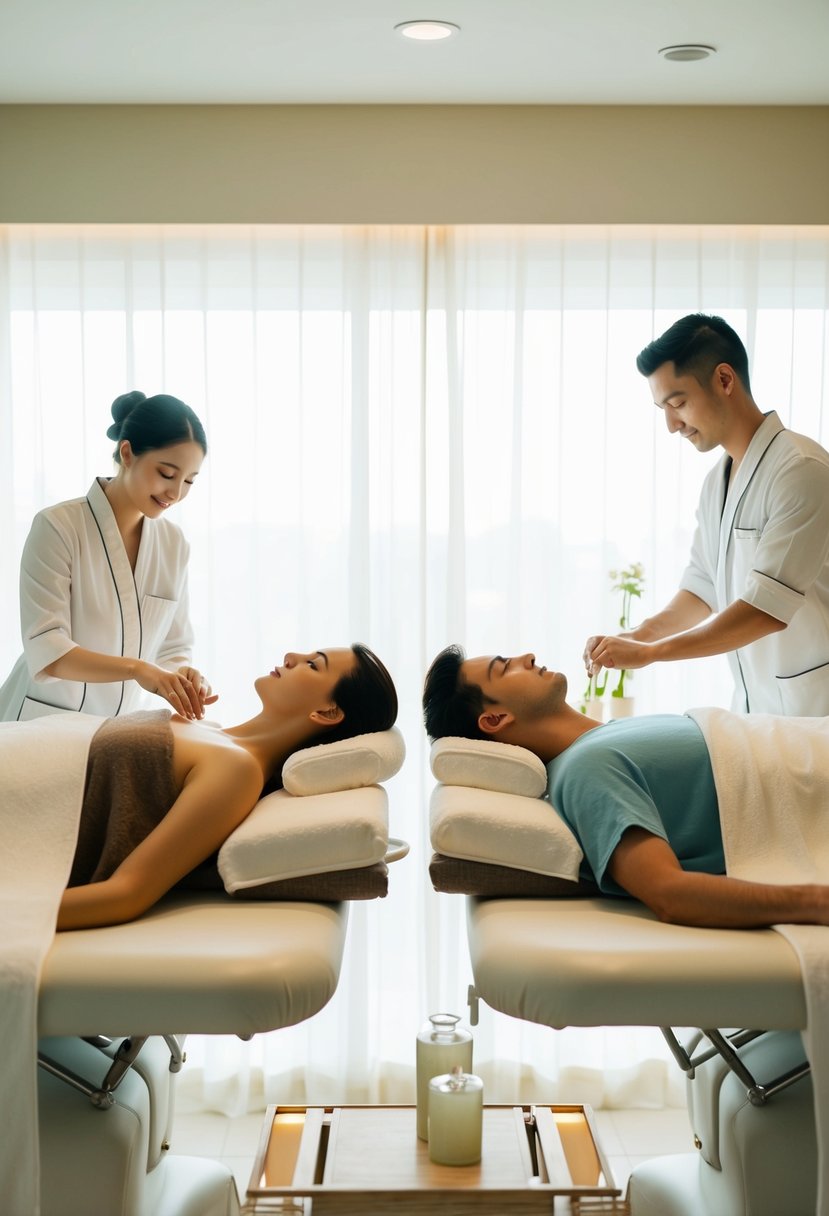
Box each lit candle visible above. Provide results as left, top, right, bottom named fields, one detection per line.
left=416, top=1013, right=473, bottom=1140
left=428, top=1066, right=483, bottom=1165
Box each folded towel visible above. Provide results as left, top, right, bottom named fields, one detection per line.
left=689, top=707, right=829, bottom=1216
left=0, top=713, right=103, bottom=1216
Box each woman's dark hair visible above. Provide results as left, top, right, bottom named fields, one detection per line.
left=319, top=643, right=398, bottom=745
left=422, top=643, right=490, bottom=742
left=107, top=390, right=207, bottom=463
left=635, top=313, right=752, bottom=393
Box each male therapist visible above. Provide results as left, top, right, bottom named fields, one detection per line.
left=584, top=313, right=829, bottom=715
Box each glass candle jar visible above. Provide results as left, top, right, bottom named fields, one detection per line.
left=415, top=1013, right=473, bottom=1141
left=428, top=1066, right=484, bottom=1165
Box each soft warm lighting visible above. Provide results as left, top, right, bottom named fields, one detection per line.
left=263, top=1111, right=306, bottom=1185
left=395, top=20, right=460, bottom=41
left=658, top=44, right=716, bottom=62
left=552, top=1109, right=603, bottom=1186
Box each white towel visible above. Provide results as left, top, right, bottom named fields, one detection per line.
left=689, top=707, right=829, bottom=1216
left=0, top=714, right=102, bottom=1216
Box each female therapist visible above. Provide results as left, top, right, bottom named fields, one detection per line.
left=0, top=390, right=215, bottom=722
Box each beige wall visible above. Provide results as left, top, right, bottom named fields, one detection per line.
left=1, top=104, right=828, bottom=224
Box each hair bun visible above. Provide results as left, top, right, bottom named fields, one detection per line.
left=107, top=390, right=146, bottom=440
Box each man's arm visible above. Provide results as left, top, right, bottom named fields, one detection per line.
left=628, top=589, right=713, bottom=642
left=584, top=590, right=709, bottom=674
left=586, top=596, right=784, bottom=676
left=608, top=827, right=829, bottom=928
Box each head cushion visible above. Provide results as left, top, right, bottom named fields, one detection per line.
left=430, top=736, right=547, bottom=798
left=282, top=727, right=405, bottom=796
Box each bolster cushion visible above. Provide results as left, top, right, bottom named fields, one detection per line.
left=282, top=727, right=405, bottom=795
left=430, top=784, right=582, bottom=881
left=219, top=784, right=389, bottom=893
left=429, top=735, right=585, bottom=893
left=430, top=736, right=547, bottom=798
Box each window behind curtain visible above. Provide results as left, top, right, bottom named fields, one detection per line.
left=1, top=223, right=827, bottom=1111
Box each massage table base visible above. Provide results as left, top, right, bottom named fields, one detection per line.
left=38, top=1036, right=239, bottom=1216
left=630, top=1030, right=815, bottom=1216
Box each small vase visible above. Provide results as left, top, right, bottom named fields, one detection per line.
left=581, top=698, right=605, bottom=722
left=608, top=696, right=634, bottom=719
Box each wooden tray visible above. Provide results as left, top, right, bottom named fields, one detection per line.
left=242, top=1103, right=628, bottom=1214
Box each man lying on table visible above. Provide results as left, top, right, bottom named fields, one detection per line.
left=422, top=645, right=829, bottom=929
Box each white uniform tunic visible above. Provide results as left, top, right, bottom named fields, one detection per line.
left=680, top=411, right=829, bottom=715
left=0, top=478, right=194, bottom=721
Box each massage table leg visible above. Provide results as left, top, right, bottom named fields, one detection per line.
left=38, top=1036, right=239, bottom=1216
left=629, top=1030, right=815, bottom=1216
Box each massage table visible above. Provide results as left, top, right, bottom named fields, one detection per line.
left=4, top=721, right=406, bottom=1216
left=36, top=895, right=350, bottom=1216
left=428, top=735, right=817, bottom=1216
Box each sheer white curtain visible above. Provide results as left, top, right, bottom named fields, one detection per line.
left=2, top=223, right=828, bottom=1113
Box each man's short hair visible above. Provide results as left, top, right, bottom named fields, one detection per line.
left=422, top=644, right=490, bottom=742
left=636, top=313, right=751, bottom=393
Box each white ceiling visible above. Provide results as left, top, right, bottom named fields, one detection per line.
left=2, top=0, right=828, bottom=106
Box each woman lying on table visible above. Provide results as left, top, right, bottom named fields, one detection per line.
left=58, top=644, right=397, bottom=931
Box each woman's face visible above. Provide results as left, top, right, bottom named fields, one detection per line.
left=256, top=648, right=356, bottom=721
left=120, top=439, right=204, bottom=519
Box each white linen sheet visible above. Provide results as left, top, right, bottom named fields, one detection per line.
left=0, top=713, right=101, bottom=1216
left=689, top=706, right=829, bottom=1216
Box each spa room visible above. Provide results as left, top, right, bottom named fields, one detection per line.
left=1, top=1, right=829, bottom=1213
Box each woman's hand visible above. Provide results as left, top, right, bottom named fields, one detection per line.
left=176, top=666, right=219, bottom=713
left=134, top=661, right=216, bottom=719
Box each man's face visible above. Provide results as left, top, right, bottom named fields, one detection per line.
left=461, top=652, right=568, bottom=723
left=648, top=361, right=732, bottom=454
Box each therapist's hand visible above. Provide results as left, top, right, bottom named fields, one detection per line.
left=584, top=634, right=655, bottom=677
left=176, top=666, right=219, bottom=713
left=134, top=661, right=212, bottom=720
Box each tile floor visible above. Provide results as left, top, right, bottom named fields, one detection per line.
left=171, top=1104, right=695, bottom=1204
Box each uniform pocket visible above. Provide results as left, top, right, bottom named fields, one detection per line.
left=776, top=661, right=829, bottom=717
left=731, top=527, right=761, bottom=591
left=140, top=595, right=178, bottom=660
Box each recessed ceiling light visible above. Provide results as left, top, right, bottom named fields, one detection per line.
left=395, top=20, right=460, bottom=42
left=658, top=44, right=716, bottom=62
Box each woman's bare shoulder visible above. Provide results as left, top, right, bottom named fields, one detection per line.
left=169, top=719, right=263, bottom=788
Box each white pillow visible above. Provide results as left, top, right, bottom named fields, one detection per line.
left=218, top=785, right=389, bottom=892
left=429, top=783, right=582, bottom=882
left=430, top=736, right=547, bottom=799
left=282, top=727, right=406, bottom=796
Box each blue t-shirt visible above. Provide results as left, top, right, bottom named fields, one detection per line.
left=546, top=714, right=724, bottom=897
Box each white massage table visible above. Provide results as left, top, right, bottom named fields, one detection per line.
left=40, top=893, right=348, bottom=1038
left=428, top=736, right=818, bottom=1216
left=466, top=896, right=806, bottom=1032
left=464, top=897, right=814, bottom=1216
left=35, top=895, right=349, bottom=1216
left=8, top=723, right=406, bottom=1216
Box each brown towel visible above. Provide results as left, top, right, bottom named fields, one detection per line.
left=429, top=852, right=598, bottom=898
left=68, top=709, right=176, bottom=886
